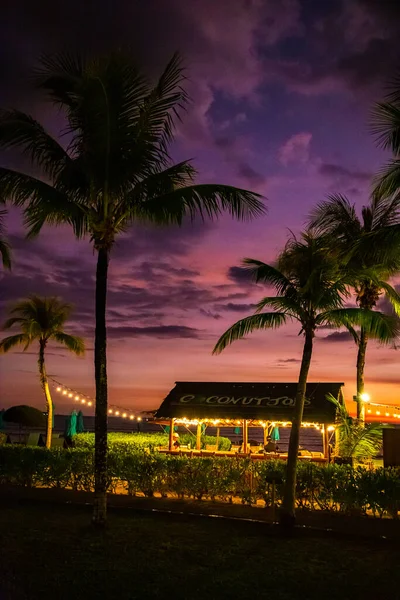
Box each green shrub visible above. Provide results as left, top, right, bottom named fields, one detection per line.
left=74, top=431, right=231, bottom=452
left=1, top=445, right=399, bottom=518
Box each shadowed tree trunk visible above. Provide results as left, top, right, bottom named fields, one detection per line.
left=93, top=247, right=110, bottom=526
left=38, top=339, right=53, bottom=449
left=356, top=327, right=368, bottom=423
left=280, top=329, right=314, bottom=529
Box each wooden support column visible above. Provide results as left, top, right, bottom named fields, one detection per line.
left=169, top=418, right=175, bottom=451
left=323, top=425, right=329, bottom=461
left=263, top=424, right=267, bottom=446
left=196, top=422, right=202, bottom=450
left=216, top=426, right=220, bottom=451
left=243, top=419, right=248, bottom=454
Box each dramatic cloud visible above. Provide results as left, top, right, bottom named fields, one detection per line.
left=215, top=302, right=256, bottom=313
left=318, top=163, right=371, bottom=184
left=227, top=266, right=253, bottom=285
left=107, top=325, right=203, bottom=340
left=278, top=132, right=312, bottom=166
left=320, top=332, right=355, bottom=343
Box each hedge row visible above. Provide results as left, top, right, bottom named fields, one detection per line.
left=73, top=432, right=232, bottom=451
left=1, top=446, right=399, bottom=518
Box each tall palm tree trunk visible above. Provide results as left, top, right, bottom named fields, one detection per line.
left=38, top=340, right=53, bottom=449
left=280, top=330, right=314, bottom=529
left=356, top=326, right=368, bottom=423
left=93, top=246, right=110, bottom=526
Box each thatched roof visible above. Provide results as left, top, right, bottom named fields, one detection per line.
left=155, top=382, right=344, bottom=424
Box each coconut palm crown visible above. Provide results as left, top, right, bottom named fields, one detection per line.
left=0, top=296, right=84, bottom=447
left=309, top=194, right=400, bottom=419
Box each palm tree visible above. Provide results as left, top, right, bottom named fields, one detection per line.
left=213, top=232, right=397, bottom=527
left=0, top=51, right=265, bottom=525
left=0, top=202, right=11, bottom=269
left=0, top=296, right=84, bottom=448
left=309, top=194, right=400, bottom=421
left=327, top=395, right=382, bottom=461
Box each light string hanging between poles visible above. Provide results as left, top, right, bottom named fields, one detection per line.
left=49, top=377, right=142, bottom=422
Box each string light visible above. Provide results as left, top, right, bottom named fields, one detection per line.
left=50, top=377, right=141, bottom=422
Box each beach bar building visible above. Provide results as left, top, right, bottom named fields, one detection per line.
left=155, top=382, right=344, bottom=461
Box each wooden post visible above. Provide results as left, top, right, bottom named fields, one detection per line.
left=196, top=422, right=202, bottom=450
left=243, top=419, right=248, bottom=454
left=323, top=425, right=329, bottom=461
left=216, top=426, right=220, bottom=451
left=169, top=418, right=175, bottom=451
left=263, top=424, right=267, bottom=446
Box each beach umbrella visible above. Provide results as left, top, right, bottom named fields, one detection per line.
left=64, top=410, right=77, bottom=438
left=0, top=409, right=4, bottom=431
left=271, top=426, right=280, bottom=442
left=76, top=410, right=85, bottom=433
left=165, top=425, right=178, bottom=434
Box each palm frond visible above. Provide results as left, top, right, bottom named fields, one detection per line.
left=136, top=52, right=188, bottom=162
left=52, top=332, right=85, bottom=355
left=319, top=308, right=400, bottom=343
left=0, top=168, right=87, bottom=238
left=242, top=259, right=293, bottom=294
left=308, top=194, right=361, bottom=241
left=373, top=160, right=400, bottom=200
left=213, top=312, right=287, bottom=355
left=254, top=296, right=302, bottom=320
left=0, top=208, right=11, bottom=268
left=379, top=281, right=400, bottom=316
left=327, top=393, right=382, bottom=459
left=35, top=52, right=85, bottom=107
left=0, top=109, right=69, bottom=178
left=371, top=194, right=400, bottom=229
left=0, top=333, right=31, bottom=353
left=138, top=184, right=265, bottom=224
left=371, top=101, right=400, bottom=153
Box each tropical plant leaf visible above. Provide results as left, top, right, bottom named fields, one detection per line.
left=242, top=259, right=293, bottom=294
left=0, top=333, right=31, bottom=353
left=319, top=307, right=400, bottom=343
left=213, top=312, right=287, bottom=355
left=52, top=332, right=85, bottom=355
left=138, top=184, right=265, bottom=224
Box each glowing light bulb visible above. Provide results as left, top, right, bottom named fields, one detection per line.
left=62, top=390, right=67, bottom=395
left=360, top=393, right=370, bottom=402
left=137, top=417, right=142, bottom=421
left=376, top=411, right=380, bottom=415
left=88, top=401, right=92, bottom=407
left=367, top=409, right=371, bottom=413
left=122, top=413, right=127, bottom=418
left=56, top=386, right=61, bottom=392
left=75, top=396, right=79, bottom=401
left=108, top=409, right=113, bottom=414
left=386, top=412, right=389, bottom=417
left=81, top=399, right=86, bottom=404
left=68, top=393, right=73, bottom=398
left=327, top=425, right=335, bottom=431
left=129, top=415, right=134, bottom=420
left=115, top=411, right=120, bottom=416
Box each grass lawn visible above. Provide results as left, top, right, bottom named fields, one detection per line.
left=0, top=502, right=399, bottom=600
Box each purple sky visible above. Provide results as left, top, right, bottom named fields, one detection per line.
left=1, top=0, right=400, bottom=416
